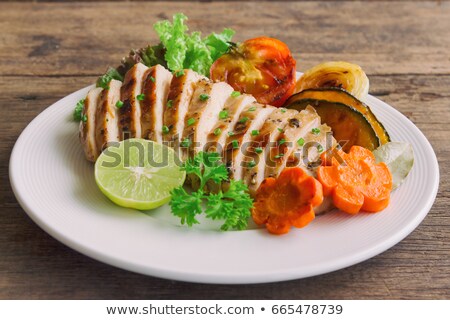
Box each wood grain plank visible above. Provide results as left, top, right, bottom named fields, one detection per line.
left=0, top=1, right=450, bottom=76
left=1, top=74, right=448, bottom=299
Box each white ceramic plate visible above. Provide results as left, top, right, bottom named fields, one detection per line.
left=10, top=78, right=439, bottom=284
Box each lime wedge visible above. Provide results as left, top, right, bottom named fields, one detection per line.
left=95, top=139, right=185, bottom=210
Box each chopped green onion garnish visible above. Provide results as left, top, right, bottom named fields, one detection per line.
left=149, top=76, right=156, bottom=83
left=255, top=147, right=263, bottom=154
left=297, top=138, right=305, bottom=146
left=317, top=144, right=324, bottom=153
left=214, top=128, right=222, bottom=136
left=187, top=118, right=196, bottom=126
left=227, top=131, right=234, bottom=136
left=274, top=153, right=284, bottom=159
left=81, top=115, right=88, bottom=123
left=175, top=70, right=185, bottom=77
left=232, top=140, right=239, bottom=149
left=251, top=130, right=259, bottom=136
left=279, top=138, right=286, bottom=146
left=280, top=108, right=287, bottom=113
left=162, top=125, right=170, bottom=134
left=219, top=110, right=228, bottom=119
left=277, top=128, right=284, bottom=133
left=312, top=128, right=320, bottom=135
left=231, top=91, right=241, bottom=97
left=199, top=94, right=210, bottom=101
left=115, top=100, right=124, bottom=108
left=248, top=106, right=257, bottom=111
left=136, top=94, right=145, bottom=101
left=181, top=138, right=191, bottom=148
left=247, top=160, right=256, bottom=168
left=167, top=100, right=173, bottom=108
left=238, top=117, right=249, bottom=124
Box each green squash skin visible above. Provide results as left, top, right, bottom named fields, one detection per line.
left=285, top=87, right=390, bottom=145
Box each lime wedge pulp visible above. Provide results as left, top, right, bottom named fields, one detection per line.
left=95, top=139, right=186, bottom=210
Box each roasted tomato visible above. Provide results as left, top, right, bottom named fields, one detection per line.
left=210, top=37, right=296, bottom=107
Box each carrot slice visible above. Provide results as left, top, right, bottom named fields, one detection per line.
left=333, top=185, right=364, bottom=214
left=316, top=166, right=338, bottom=196
left=252, top=167, right=323, bottom=235
left=317, top=145, right=393, bottom=214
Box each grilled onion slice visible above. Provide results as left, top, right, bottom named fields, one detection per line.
left=296, top=61, right=369, bottom=100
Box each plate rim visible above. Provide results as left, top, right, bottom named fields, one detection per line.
left=9, top=84, right=440, bottom=284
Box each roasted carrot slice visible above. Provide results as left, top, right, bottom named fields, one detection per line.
left=317, top=145, right=393, bottom=214
left=252, top=167, right=323, bottom=235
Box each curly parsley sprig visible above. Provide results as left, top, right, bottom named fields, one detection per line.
left=170, top=152, right=253, bottom=231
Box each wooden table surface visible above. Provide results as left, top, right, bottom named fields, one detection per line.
left=1, top=1, right=449, bottom=299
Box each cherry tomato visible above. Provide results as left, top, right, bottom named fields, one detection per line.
left=210, top=37, right=296, bottom=107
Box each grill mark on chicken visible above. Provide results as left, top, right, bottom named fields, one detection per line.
left=79, top=87, right=103, bottom=162
left=95, top=79, right=122, bottom=152
left=141, top=65, right=173, bottom=143
left=163, top=70, right=205, bottom=148
left=118, top=63, right=148, bottom=139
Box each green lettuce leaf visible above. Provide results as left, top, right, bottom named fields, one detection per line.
left=153, top=13, right=235, bottom=76
left=184, top=31, right=213, bottom=76
left=204, top=28, right=235, bottom=61
left=154, top=13, right=189, bottom=72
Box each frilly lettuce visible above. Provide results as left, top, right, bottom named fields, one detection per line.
left=154, top=13, right=235, bottom=76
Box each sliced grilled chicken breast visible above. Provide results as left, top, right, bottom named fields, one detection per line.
left=265, top=106, right=321, bottom=179
left=95, top=79, right=122, bottom=153
left=286, top=123, right=335, bottom=175
left=163, top=69, right=204, bottom=145
left=79, top=87, right=103, bottom=162
left=225, top=103, right=276, bottom=182
left=182, top=80, right=234, bottom=156
left=243, top=108, right=299, bottom=195
left=118, top=62, right=148, bottom=139
left=141, top=65, right=173, bottom=143
left=206, top=94, right=256, bottom=153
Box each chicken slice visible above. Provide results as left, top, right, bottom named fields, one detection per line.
left=141, top=65, right=173, bottom=143
left=79, top=87, right=103, bottom=162
left=265, top=106, right=321, bottom=179
left=225, top=103, right=276, bottom=182
left=118, top=62, right=148, bottom=139
left=286, top=122, right=336, bottom=175
left=206, top=94, right=256, bottom=153
left=95, top=79, right=122, bottom=153
left=243, top=108, right=299, bottom=195
left=182, top=79, right=234, bottom=156
left=163, top=69, right=205, bottom=146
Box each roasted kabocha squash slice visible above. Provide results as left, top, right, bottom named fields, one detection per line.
left=290, top=88, right=390, bottom=146
left=285, top=99, right=380, bottom=152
